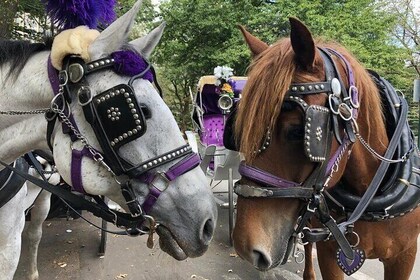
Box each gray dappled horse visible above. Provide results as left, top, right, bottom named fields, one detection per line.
left=0, top=1, right=217, bottom=279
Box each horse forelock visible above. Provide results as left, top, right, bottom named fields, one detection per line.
left=235, top=39, right=295, bottom=161
left=0, top=39, right=51, bottom=81
left=235, top=38, right=385, bottom=162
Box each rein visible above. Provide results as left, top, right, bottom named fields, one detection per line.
left=234, top=47, right=416, bottom=270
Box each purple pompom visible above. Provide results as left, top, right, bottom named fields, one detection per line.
left=111, top=51, right=154, bottom=82
left=99, top=0, right=117, bottom=25
left=42, top=0, right=116, bottom=29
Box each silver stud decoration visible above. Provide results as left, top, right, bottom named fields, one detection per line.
left=315, top=126, right=322, bottom=141
left=87, top=57, right=114, bottom=71
left=289, top=83, right=328, bottom=93
left=107, top=107, right=121, bottom=121
left=254, top=129, right=271, bottom=154
left=101, top=85, right=146, bottom=147
left=137, top=145, right=193, bottom=172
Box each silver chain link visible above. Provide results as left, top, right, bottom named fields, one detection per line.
left=356, top=133, right=409, bottom=163
left=51, top=91, right=116, bottom=177
left=324, top=141, right=350, bottom=188
left=0, top=109, right=49, bottom=115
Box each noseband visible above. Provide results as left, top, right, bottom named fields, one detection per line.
left=46, top=51, right=200, bottom=222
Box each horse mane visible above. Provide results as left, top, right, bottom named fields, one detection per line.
left=0, top=39, right=52, bottom=80
left=235, top=38, right=385, bottom=161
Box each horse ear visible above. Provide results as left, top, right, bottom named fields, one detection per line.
left=129, top=22, right=166, bottom=59
left=289, top=17, right=315, bottom=70
left=238, top=25, right=269, bottom=57
left=88, top=0, right=143, bottom=60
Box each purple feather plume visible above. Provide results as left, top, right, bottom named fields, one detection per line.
left=111, top=51, right=154, bottom=82
left=42, top=0, right=116, bottom=30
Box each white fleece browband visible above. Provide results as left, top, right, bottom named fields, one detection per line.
left=50, top=26, right=100, bottom=70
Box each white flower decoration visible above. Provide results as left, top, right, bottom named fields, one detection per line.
left=214, top=65, right=234, bottom=86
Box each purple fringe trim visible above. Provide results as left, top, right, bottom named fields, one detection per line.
left=111, top=51, right=154, bottom=82
left=42, top=0, right=116, bottom=29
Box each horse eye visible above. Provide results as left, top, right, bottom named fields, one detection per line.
left=281, top=101, right=297, bottom=112
left=286, top=125, right=304, bottom=141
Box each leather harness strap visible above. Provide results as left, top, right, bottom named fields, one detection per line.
left=338, top=96, right=409, bottom=230
left=0, top=158, right=29, bottom=208
left=0, top=158, right=146, bottom=230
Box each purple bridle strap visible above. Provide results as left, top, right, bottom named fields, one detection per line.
left=71, top=147, right=94, bottom=193
left=47, top=56, right=79, bottom=141
left=48, top=56, right=60, bottom=93
left=48, top=56, right=91, bottom=193
left=325, top=48, right=359, bottom=119
left=324, top=48, right=359, bottom=178
left=239, top=161, right=301, bottom=188
left=140, top=153, right=201, bottom=213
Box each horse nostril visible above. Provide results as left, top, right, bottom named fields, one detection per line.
left=200, top=218, right=215, bottom=245
left=251, top=249, right=272, bottom=270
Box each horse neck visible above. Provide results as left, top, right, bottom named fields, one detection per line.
left=0, top=51, right=52, bottom=162
left=342, top=108, right=389, bottom=196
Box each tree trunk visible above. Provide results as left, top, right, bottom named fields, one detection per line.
left=0, top=0, right=19, bottom=39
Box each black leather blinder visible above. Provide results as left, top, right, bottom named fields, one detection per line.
left=304, top=105, right=331, bottom=162
left=78, top=84, right=147, bottom=175
left=90, top=84, right=147, bottom=149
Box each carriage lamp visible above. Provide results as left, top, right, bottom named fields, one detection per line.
left=218, top=94, right=234, bottom=114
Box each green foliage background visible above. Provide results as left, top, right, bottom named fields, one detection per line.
left=154, top=0, right=419, bottom=132
left=1, top=0, right=419, bottom=134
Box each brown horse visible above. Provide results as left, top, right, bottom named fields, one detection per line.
left=229, top=18, right=420, bottom=279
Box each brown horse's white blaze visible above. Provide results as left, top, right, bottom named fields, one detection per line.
left=231, top=17, right=420, bottom=280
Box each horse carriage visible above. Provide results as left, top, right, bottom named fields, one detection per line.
left=189, top=72, right=246, bottom=243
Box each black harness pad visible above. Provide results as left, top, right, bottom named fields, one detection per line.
left=327, top=74, right=420, bottom=220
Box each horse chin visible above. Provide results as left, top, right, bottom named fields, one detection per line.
left=156, top=225, right=187, bottom=260
left=265, top=235, right=295, bottom=271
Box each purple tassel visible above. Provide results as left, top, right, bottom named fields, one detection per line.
left=111, top=51, right=154, bottom=82
left=42, top=0, right=116, bottom=29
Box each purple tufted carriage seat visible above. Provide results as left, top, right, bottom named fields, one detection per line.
left=196, top=76, right=247, bottom=147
